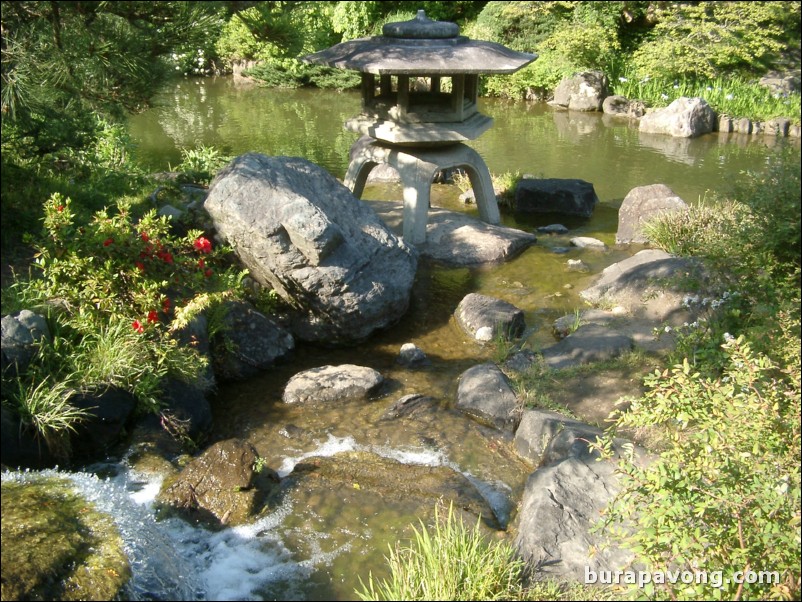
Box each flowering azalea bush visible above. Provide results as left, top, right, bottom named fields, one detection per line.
left=6, top=192, right=250, bottom=437
left=33, top=192, right=242, bottom=333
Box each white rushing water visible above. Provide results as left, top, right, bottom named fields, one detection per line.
left=3, top=435, right=513, bottom=601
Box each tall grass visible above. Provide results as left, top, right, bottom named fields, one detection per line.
left=355, top=503, right=527, bottom=601
left=610, top=71, right=801, bottom=124
left=8, top=375, right=89, bottom=457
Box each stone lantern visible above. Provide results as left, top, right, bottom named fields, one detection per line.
left=303, top=10, right=536, bottom=244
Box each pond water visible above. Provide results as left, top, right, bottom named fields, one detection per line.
left=77, top=77, right=798, bottom=599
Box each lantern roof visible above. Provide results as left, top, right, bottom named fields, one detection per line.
left=302, top=10, right=536, bottom=76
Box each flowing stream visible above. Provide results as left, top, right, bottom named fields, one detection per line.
left=6, top=76, right=797, bottom=601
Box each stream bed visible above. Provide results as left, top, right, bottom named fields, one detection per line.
left=3, top=77, right=798, bottom=601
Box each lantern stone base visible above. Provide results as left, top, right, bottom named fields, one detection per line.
left=344, top=137, right=500, bottom=244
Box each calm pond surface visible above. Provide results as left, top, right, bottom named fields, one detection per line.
left=112, top=77, right=800, bottom=600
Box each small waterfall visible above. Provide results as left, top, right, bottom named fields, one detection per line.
left=2, top=467, right=309, bottom=601
left=3, top=435, right=516, bottom=600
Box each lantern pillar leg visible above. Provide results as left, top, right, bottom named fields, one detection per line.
left=395, top=154, right=437, bottom=245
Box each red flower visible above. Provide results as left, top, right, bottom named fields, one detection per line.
left=56, top=205, right=65, bottom=212
left=132, top=320, right=144, bottom=333
left=198, top=258, right=205, bottom=269
left=157, top=249, right=173, bottom=264
left=162, top=297, right=171, bottom=312
left=140, top=231, right=150, bottom=242
left=204, top=268, right=213, bottom=278
left=193, top=236, right=212, bottom=254
left=147, top=310, right=159, bottom=324
left=135, top=261, right=145, bottom=272
left=103, top=237, right=114, bottom=247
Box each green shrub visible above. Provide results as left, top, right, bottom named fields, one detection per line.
left=595, top=335, right=801, bottom=600
left=631, top=2, right=799, bottom=80
left=732, top=148, right=802, bottom=270
left=24, top=193, right=240, bottom=328
left=594, top=147, right=802, bottom=600
left=174, top=146, right=231, bottom=186
left=5, top=191, right=248, bottom=446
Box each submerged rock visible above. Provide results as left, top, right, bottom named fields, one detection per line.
left=285, top=450, right=502, bottom=530
left=379, top=393, right=438, bottom=421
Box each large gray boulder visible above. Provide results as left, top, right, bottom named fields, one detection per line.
left=639, top=97, right=716, bottom=138
left=616, top=184, right=688, bottom=244
left=551, top=71, right=609, bottom=112
left=514, top=456, right=634, bottom=581
left=204, top=154, right=418, bottom=345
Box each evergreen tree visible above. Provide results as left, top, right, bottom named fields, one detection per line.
left=1, top=1, right=223, bottom=157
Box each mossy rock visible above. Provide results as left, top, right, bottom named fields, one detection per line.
left=1, top=476, right=131, bottom=601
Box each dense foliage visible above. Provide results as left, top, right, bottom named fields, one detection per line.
left=2, top=180, right=249, bottom=456
left=1, top=1, right=224, bottom=157
left=206, top=1, right=801, bottom=119
left=593, top=150, right=801, bottom=601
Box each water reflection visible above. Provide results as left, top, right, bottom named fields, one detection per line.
left=128, top=77, right=798, bottom=208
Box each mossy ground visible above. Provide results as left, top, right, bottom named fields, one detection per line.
left=1, top=476, right=131, bottom=601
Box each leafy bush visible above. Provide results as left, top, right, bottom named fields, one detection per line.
left=216, top=2, right=341, bottom=84
left=471, top=1, right=624, bottom=97
left=732, top=148, right=801, bottom=270
left=631, top=2, right=799, bottom=80
left=643, top=149, right=801, bottom=368
left=596, top=336, right=801, bottom=601
left=25, top=194, right=239, bottom=328
left=174, top=146, right=231, bottom=186
left=4, top=191, right=248, bottom=447
left=593, top=146, right=802, bottom=601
